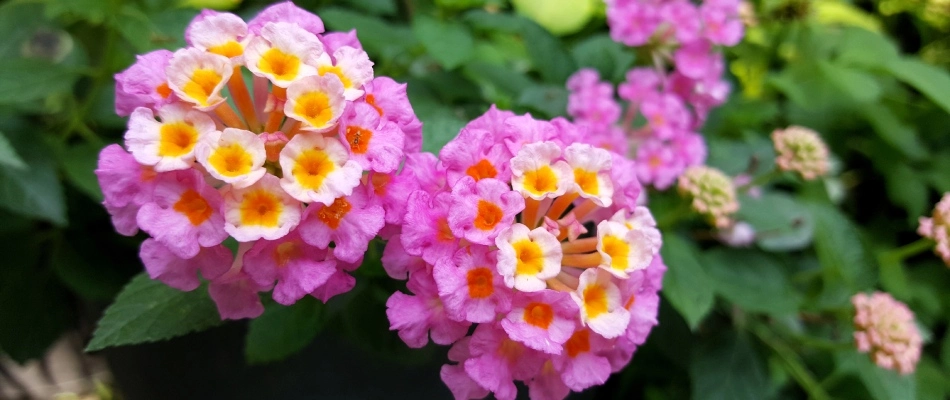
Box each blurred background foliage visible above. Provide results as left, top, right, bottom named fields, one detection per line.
left=2, top=0, right=950, bottom=398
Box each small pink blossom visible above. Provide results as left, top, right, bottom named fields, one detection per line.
left=433, top=245, right=512, bottom=323
left=140, top=239, right=231, bottom=291
left=852, top=292, right=922, bottom=375
left=136, top=169, right=227, bottom=259
left=242, top=229, right=337, bottom=305
left=386, top=271, right=471, bottom=348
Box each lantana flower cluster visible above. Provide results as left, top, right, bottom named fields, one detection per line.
left=918, top=192, right=950, bottom=266
left=566, top=0, right=745, bottom=190
left=380, top=107, right=666, bottom=400
left=677, top=165, right=738, bottom=228
left=852, top=292, right=923, bottom=375
left=95, top=2, right=422, bottom=319
left=772, top=125, right=830, bottom=180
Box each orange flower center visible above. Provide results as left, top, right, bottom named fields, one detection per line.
left=273, top=241, right=302, bottom=267
left=466, top=159, right=497, bottom=181
left=316, top=197, right=352, bottom=229
left=564, top=329, right=591, bottom=358
left=158, top=122, right=199, bottom=157
left=365, top=94, right=384, bottom=116
left=156, top=82, right=172, bottom=99
left=474, top=200, right=503, bottom=231
left=523, top=302, right=554, bottom=329
left=239, top=190, right=283, bottom=227
left=345, top=126, right=373, bottom=154
left=173, top=189, right=212, bottom=226
left=466, top=267, right=494, bottom=299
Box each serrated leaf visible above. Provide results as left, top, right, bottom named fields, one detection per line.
left=412, top=15, right=474, bottom=70
left=738, top=192, right=814, bottom=251
left=0, top=131, right=26, bottom=170
left=571, top=34, right=635, bottom=82
left=245, top=297, right=329, bottom=364
left=704, top=248, right=801, bottom=315
left=86, top=274, right=224, bottom=351
left=0, top=59, right=80, bottom=104
left=886, top=57, right=950, bottom=116
left=660, top=233, right=714, bottom=330
left=0, top=130, right=66, bottom=225
left=691, top=332, right=769, bottom=400
left=805, top=202, right=876, bottom=291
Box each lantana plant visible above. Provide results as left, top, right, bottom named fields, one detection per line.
left=96, top=1, right=422, bottom=319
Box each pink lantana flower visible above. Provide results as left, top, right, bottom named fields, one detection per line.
left=572, top=269, right=630, bottom=339
left=463, top=323, right=546, bottom=400
left=448, top=177, right=525, bottom=245
left=500, top=290, right=578, bottom=354
left=433, top=246, right=512, bottom=323
left=139, top=239, right=231, bottom=291
left=338, top=101, right=405, bottom=173
left=136, top=169, right=227, bottom=259
left=297, top=183, right=385, bottom=263
left=247, top=1, right=324, bottom=36
left=242, top=229, right=338, bottom=305
left=401, top=190, right=461, bottom=265
left=440, top=128, right=512, bottom=186
left=125, top=103, right=216, bottom=172
left=114, top=50, right=176, bottom=116
left=386, top=271, right=471, bottom=348
left=495, top=223, right=563, bottom=292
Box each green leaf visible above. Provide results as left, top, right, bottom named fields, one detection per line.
left=0, top=131, right=26, bottom=170
left=515, top=85, right=567, bottom=119
left=343, top=0, right=398, bottom=16
left=0, top=130, right=66, bottom=225
left=660, top=233, right=714, bottom=330
left=737, top=192, right=814, bottom=252
left=320, top=7, right=417, bottom=61
left=941, top=329, right=950, bottom=374
left=571, top=34, right=635, bottom=82
left=835, top=27, right=900, bottom=69
left=421, top=111, right=466, bottom=154
left=51, top=239, right=129, bottom=301
left=881, top=164, right=927, bottom=219
left=0, top=231, right=72, bottom=363
left=816, top=60, right=881, bottom=104
left=412, top=15, right=475, bottom=70
left=704, top=248, right=801, bottom=315
left=86, top=274, right=224, bottom=351
left=245, top=297, right=329, bottom=364
left=691, top=332, right=769, bottom=400
left=886, top=57, right=950, bottom=116
left=519, top=19, right=576, bottom=83
left=859, top=104, right=928, bottom=160
left=0, top=2, right=46, bottom=59
left=44, top=0, right=113, bottom=24
left=836, top=350, right=916, bottom=400
left=60, top=141, right=104, bottom=202
left=805, top=202, right=876, bottom=292
left=916, top=359, right=947, bottom=400
left=0, top=58, right=80, bottom=104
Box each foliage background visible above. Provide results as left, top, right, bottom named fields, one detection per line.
left=2, top=0, right=950, bottom=398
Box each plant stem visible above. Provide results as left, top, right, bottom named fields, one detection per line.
left=750, top=322, right=833, bottom=400
left=738, top=168, right=781, bottom=193
left=887, top=238, right=935, bottom=261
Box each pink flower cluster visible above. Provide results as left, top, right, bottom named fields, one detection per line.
left=567, top=0, right=745, bottom=190
left=381, top=107, right=666, bottom=400
left=852, top=292, right=922, bottom=375
left=96, top=2, right=422, bottom=319
left=918, top=192, right=950, bottom=266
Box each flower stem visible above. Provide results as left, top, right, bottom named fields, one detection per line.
left=749, top=322, right=832, bottom=400
left=738, top=168, right=780, bottom=193
left=887, top=238, right=935, bottom=261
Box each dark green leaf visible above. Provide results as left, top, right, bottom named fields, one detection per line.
left=916, top=359, right=947, bottom=400
left=0, top=3, right=46, bottom=59
left=704, top=248, right=801, bottom=314
left=519, top=20, right=575, bottom=83
left=412, top=15, right=474, bottom=70
left=52, top=239, right=128, bottom=301
left=881, top=164, right=927, bottom=219
left=0, top=231, right=72, bottom=363
left=805, top=202, right=876, bottom=292
left=859, top=104, right=927, bottom=160
left=886, top=57, right=950, bottom=116
left=737, top=192, right=814, bottom=252
left=0, top=131, right=26, bottom=170
left=61, top=141, right=104, bottom=202
left=835, top=28, right=900, bottom=69
left=691, top=332, right=769, bottom=400
left=0, top=130, right=67, bottom=225
left=0, top=59, right=80, bottom=104
left=571, top=34, right=635, bottom=82
left=836, top=350, right=916, bottom=400
left=343, top=0, right=398, bottom=16
left=86, top=274, right=224, bottom=351
left=245, top=297, right=329, bottom=364
left=515, top=85, right=567, bottom=119
left=660, top=233, right=714, bottom=330
left=421, top=110, right=466, bottom=154
left=320, top=7, right=416, bottom=60
left=817, top=61, right=881, bottom=104
left=941, top=329, right=950, bottom=374
left=44, top=0, right=114, bottom=24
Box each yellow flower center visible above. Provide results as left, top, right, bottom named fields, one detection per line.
left=294, top=91, right=334, bottom=127
left=259, top=48, right=301, bottom=81
left=318, top=64, right=352, bottom=88
left=583, top=285, right=608, bottom=319
left=513, top=239, right=544, bottom=276
left=208, top=40, right=244, bottom=58
left=158, top=122, right=199, bottom=157
left=523, top=165, right=558, bottom=195
left=601, top=235, right=630, bottom=272
left=208, top=144, right=253, bottom=177
left=292, top=148, right=337, bottom=190
left=239, top=189, right=283, bottom=227
left=182, top=68, right=222, bottom=106
left=573, top=168, right=599, bottom=195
